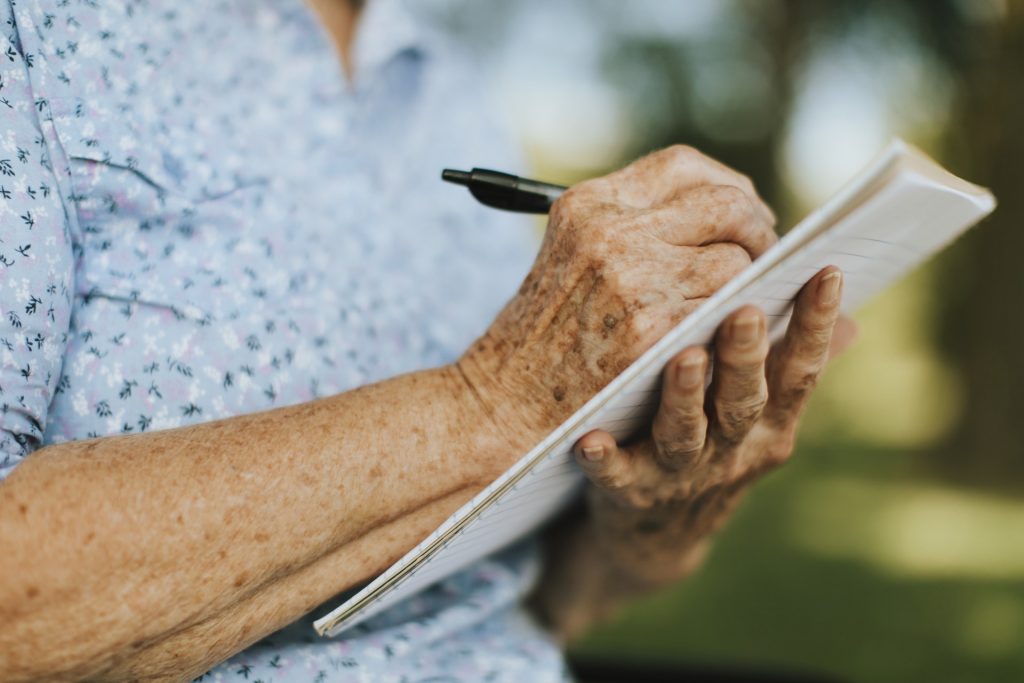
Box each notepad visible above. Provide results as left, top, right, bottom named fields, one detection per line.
left=313, top=139, right=996, bottom=637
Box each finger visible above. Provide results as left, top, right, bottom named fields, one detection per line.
left=651, top=347, right=709, bottom=470
left=829, top=315, right=858, bottom=360
left=595, top=145, right=776, bottom=228
left=633, top=242, right=750, bottom=301
left=709, top=306, right=770, bottom=450
left=637, top=185, right=777, bottom=258
left=673, top=243, right=752, bottom=298
left=763, top=267, right=843, bottom=428
left=574, top=430, right=634, bottom=493
left=628, top=295, right=709, bottom=359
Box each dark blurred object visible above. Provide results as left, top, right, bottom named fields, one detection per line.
left=440, top=167, right=566, bottom=213
left=937, top=0, right=1024, bottom=481
left=568, top=654, right=846, bottom=683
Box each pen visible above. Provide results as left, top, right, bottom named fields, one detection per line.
left=441, top=168, right=567, bottom=214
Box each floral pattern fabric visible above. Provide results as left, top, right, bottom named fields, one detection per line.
left=0, top=0, right=569, bottom=679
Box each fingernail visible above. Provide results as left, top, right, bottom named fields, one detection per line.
left=818, top=271, right=842, bottom=306
left=731, top=314, right=760, bottom=348
left=676, top=354, right=705, bottom=388
left=581, top=446, right=604, bottom=462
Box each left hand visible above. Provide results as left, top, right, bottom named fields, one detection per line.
left=573, top=265, right=858, bottom=585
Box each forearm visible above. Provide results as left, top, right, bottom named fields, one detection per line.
left=0, top=365, right=513, bottom=681
left=98, top=490, right=469, bottom=682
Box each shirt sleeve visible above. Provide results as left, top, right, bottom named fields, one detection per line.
left=0, top=4, right=76, bottom=480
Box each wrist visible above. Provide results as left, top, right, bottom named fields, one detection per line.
left=455, top=327, right=599, bottom=463
left=451, top=331, right=561, bottom=459
left=439, top=361, right=539, bottom=487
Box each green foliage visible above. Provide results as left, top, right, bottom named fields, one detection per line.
left=571, top=441, right=1024, bottom=682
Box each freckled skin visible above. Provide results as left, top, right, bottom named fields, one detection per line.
left=531, top=268, right=854, bottom=643
left=458, top=146, right=774, bottom=452
left=0, top=365, right=506, bottom=682
left=453, top=146, right=853, bottom=644
left=0, top=145, right=796, bottom=682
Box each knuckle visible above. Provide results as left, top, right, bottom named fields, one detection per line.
left=658, top=439, right=704, bottom=468
left=707, top=183, right=748, bottom=207
left=797, top=307, right=836, bottom=337
left=590, top=464, right=631, bottom=493
left=710, top=185, right=758, bottom=229
left=806, top=321, right=836, bottom=348
left=716, top=392, right=767, bottom=432
left=653, top=413, right=707, bottom=453
left=719, top=243, right=753, bottom=276
left=793, top=368, right=821, bottom=393
left=657, top=392, right=706, bottom=424
left=550, top=185, right=596, bottom=223
left=669, top=400, right=707, bottom=425
left=792, top=324, right=833, bottom=359
left=664, top=143, right=699, bottom=164
left=776, top=367, right=820, bottom=410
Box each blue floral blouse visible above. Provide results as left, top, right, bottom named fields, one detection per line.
left=0, top=0, right=570, bottom=680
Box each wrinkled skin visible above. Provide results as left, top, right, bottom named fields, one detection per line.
left=458, top=145, right=779, bottom=460
left=572, top=272, right=855, bottom=589
left=458, top=146, right=856, bottom=637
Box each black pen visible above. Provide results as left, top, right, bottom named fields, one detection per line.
left=441, top=168, right=567, bottom=214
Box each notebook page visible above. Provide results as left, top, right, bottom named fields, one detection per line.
left=314, top=141, right=994, bottom=636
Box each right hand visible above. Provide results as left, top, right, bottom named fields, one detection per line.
left=457, top=145, right=778, bottom=468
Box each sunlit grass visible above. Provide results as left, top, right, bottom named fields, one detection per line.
left=788, top=475, right=1024, bottom=580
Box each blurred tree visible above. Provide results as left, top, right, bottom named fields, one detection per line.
left=604, top=0, right=1021, bottom=479
left=426, top=0, right=1020, bottom=478
left=937, top=0, right=1024, bottom=481
left=600, top=0, right=818, bottom=220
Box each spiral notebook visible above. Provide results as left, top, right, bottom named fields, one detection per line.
left=313, top=139, right=996, bottom=637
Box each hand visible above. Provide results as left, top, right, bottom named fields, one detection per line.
left=572, top=267, right=858, bottom=585
left=458, top=146, right=778, bottom=472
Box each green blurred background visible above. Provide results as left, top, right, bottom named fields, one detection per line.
left=421, top=1, right=1024, bottom=680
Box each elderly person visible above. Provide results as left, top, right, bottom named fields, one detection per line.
left=0, top=1, right=852, bottom=681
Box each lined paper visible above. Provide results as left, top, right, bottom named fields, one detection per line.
left=313, top=140, right=995, bottom=637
